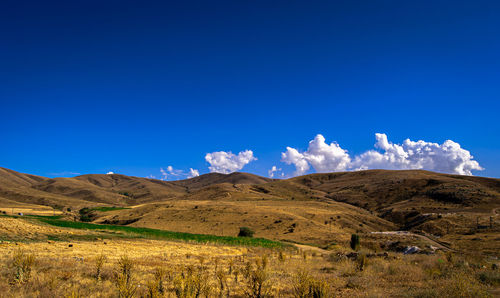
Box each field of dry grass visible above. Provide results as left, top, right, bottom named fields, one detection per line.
left=0, top=167, right=499, bottom=296
left=97, top=199, right=395, bottom=246
left=0, top=216, right=498, bottom=297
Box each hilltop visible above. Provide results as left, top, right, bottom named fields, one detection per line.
left=0, top=167, right=498, bottom=253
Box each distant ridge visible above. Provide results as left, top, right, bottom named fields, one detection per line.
left=172, top=172, right=273, bottom=190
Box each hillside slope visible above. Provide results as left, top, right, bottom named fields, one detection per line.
left=0, top=167, right=498, bottom=249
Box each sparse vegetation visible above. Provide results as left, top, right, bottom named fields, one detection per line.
left=0, top=233, right=498, bottom=297
left=115, top=256, right=136, bottom=298
left=350, top=234, right=360, bottom=251
left=238, top=227, right=255, bottom=238
left=94, top=254, right=107, bottom=281
left=10, top=249, right=35, bottom=284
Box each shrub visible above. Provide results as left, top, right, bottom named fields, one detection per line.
left=146, top=267, right=167, bottom=298
left=357, top=254, right=367, bottom=272
left=173, top=265, right=212, bottom=298
left=350, top=234, right=360, bottom=251
left=238, top=227, right=255, bottom=238
left=114, top=256, right=136, bottom=298
left=79, top=207, right=93, bottom=222
left=215, top=268, right=228, bottom=297
left=292, top=269, right=330, bottom=298
left=11, top=249, right=35, bottom=283
left=278, top=250, right=286, bottom=262
left=94, top=254, right=107, bottom=281
left=244, top=256, right=270, bottom=298
left=478, top=270, right=500, bottom=286
left=292, top=270, right=311, bottom=298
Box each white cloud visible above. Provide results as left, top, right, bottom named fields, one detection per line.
left=268, top=165, right=283, bottom=178
left=160, top=168, right=168, bottom=180
left=281, top=134, right=350, bottom=176
left=352, top=133, right=483, bottom=175
left=205, top=150, right=257, bottom=174
left=188, top=168, right=200, bottom=178
left=281, top=147, right=310, bottom=176
left=166, top=165, right=183, bottom=176
left=282, top=133, right=483, bottom=176
left=106, top=171, right=114, bottom=175
left=159, top=166, right=200, bottom=180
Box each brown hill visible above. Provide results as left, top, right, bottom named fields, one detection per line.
left=172, top=172, right=272, bottom=190
left=0, top=167, right=48, bottom=188
left=0, top=167, right=498, bottom=250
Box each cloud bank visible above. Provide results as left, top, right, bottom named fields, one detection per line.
left=205, top=150, right=257, bottom=174
left=281, top=133, right=482, bottom=176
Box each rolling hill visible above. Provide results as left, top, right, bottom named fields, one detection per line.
left=0, top=167, right=498, bottom=252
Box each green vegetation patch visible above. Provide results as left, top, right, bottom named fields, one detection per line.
left=36, top=218, right=286, bottom=248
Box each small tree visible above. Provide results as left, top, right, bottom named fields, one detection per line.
left=79, top=207, right=92, bottom=222
left=350, top=234, right=360, bottom=251
left=238, top=227, right=255, bottom=237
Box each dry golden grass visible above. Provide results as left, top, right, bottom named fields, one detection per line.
left=0, top=238, right=497, bottom=297
left=0, top=217, right=92, bottom=241
left=0, top=167, right=499, bottom=296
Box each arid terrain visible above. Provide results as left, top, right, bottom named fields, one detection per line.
left=0, top=167, right=499, bottom=296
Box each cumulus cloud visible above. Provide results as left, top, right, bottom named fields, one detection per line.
left=281, top=147, right=310, bottom=176
left=282, top=133, right=483, bottom=176
left=281, top=134, right=350, bottom=176
left=205, top=150, right=257, bottom=174
left=106, top=171, right=114, bottom=175
left=352, top=133, right=483, bottom=175
left=188, top=168, right=200, bottom=178
left=268, top=166, right=284, bottom=178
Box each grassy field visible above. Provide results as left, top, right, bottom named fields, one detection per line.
left=0, top=168, right=499, bottom=296
left=0, top=216, right=498, bottom=297
left=3, top=215, right=286, bottom=248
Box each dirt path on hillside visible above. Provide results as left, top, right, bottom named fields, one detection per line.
left=292, top=243, right=329, bottom=253
left=371, top=231, right=454, bottom=251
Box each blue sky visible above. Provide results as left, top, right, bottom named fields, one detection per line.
left=1, top=0, right=499, bottom=179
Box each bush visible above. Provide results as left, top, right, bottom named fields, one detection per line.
left=79, top=207, right=93, bottom=222
left=350, top=234, right=360, bottom=251
left=11, top=250, right=35, bottom=283
left=244, top=257, right=270, bottom=298
left=478, top=270, right=500, bottom=286
left=238, top=227, right=255, bottom=238
left=357, top=254, right=367, bottom=271
left=292, top=269, right=330, bottom=298
left=94, top=254, right=107, bottom=281
left=115, top=256, right=136, bottom=298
